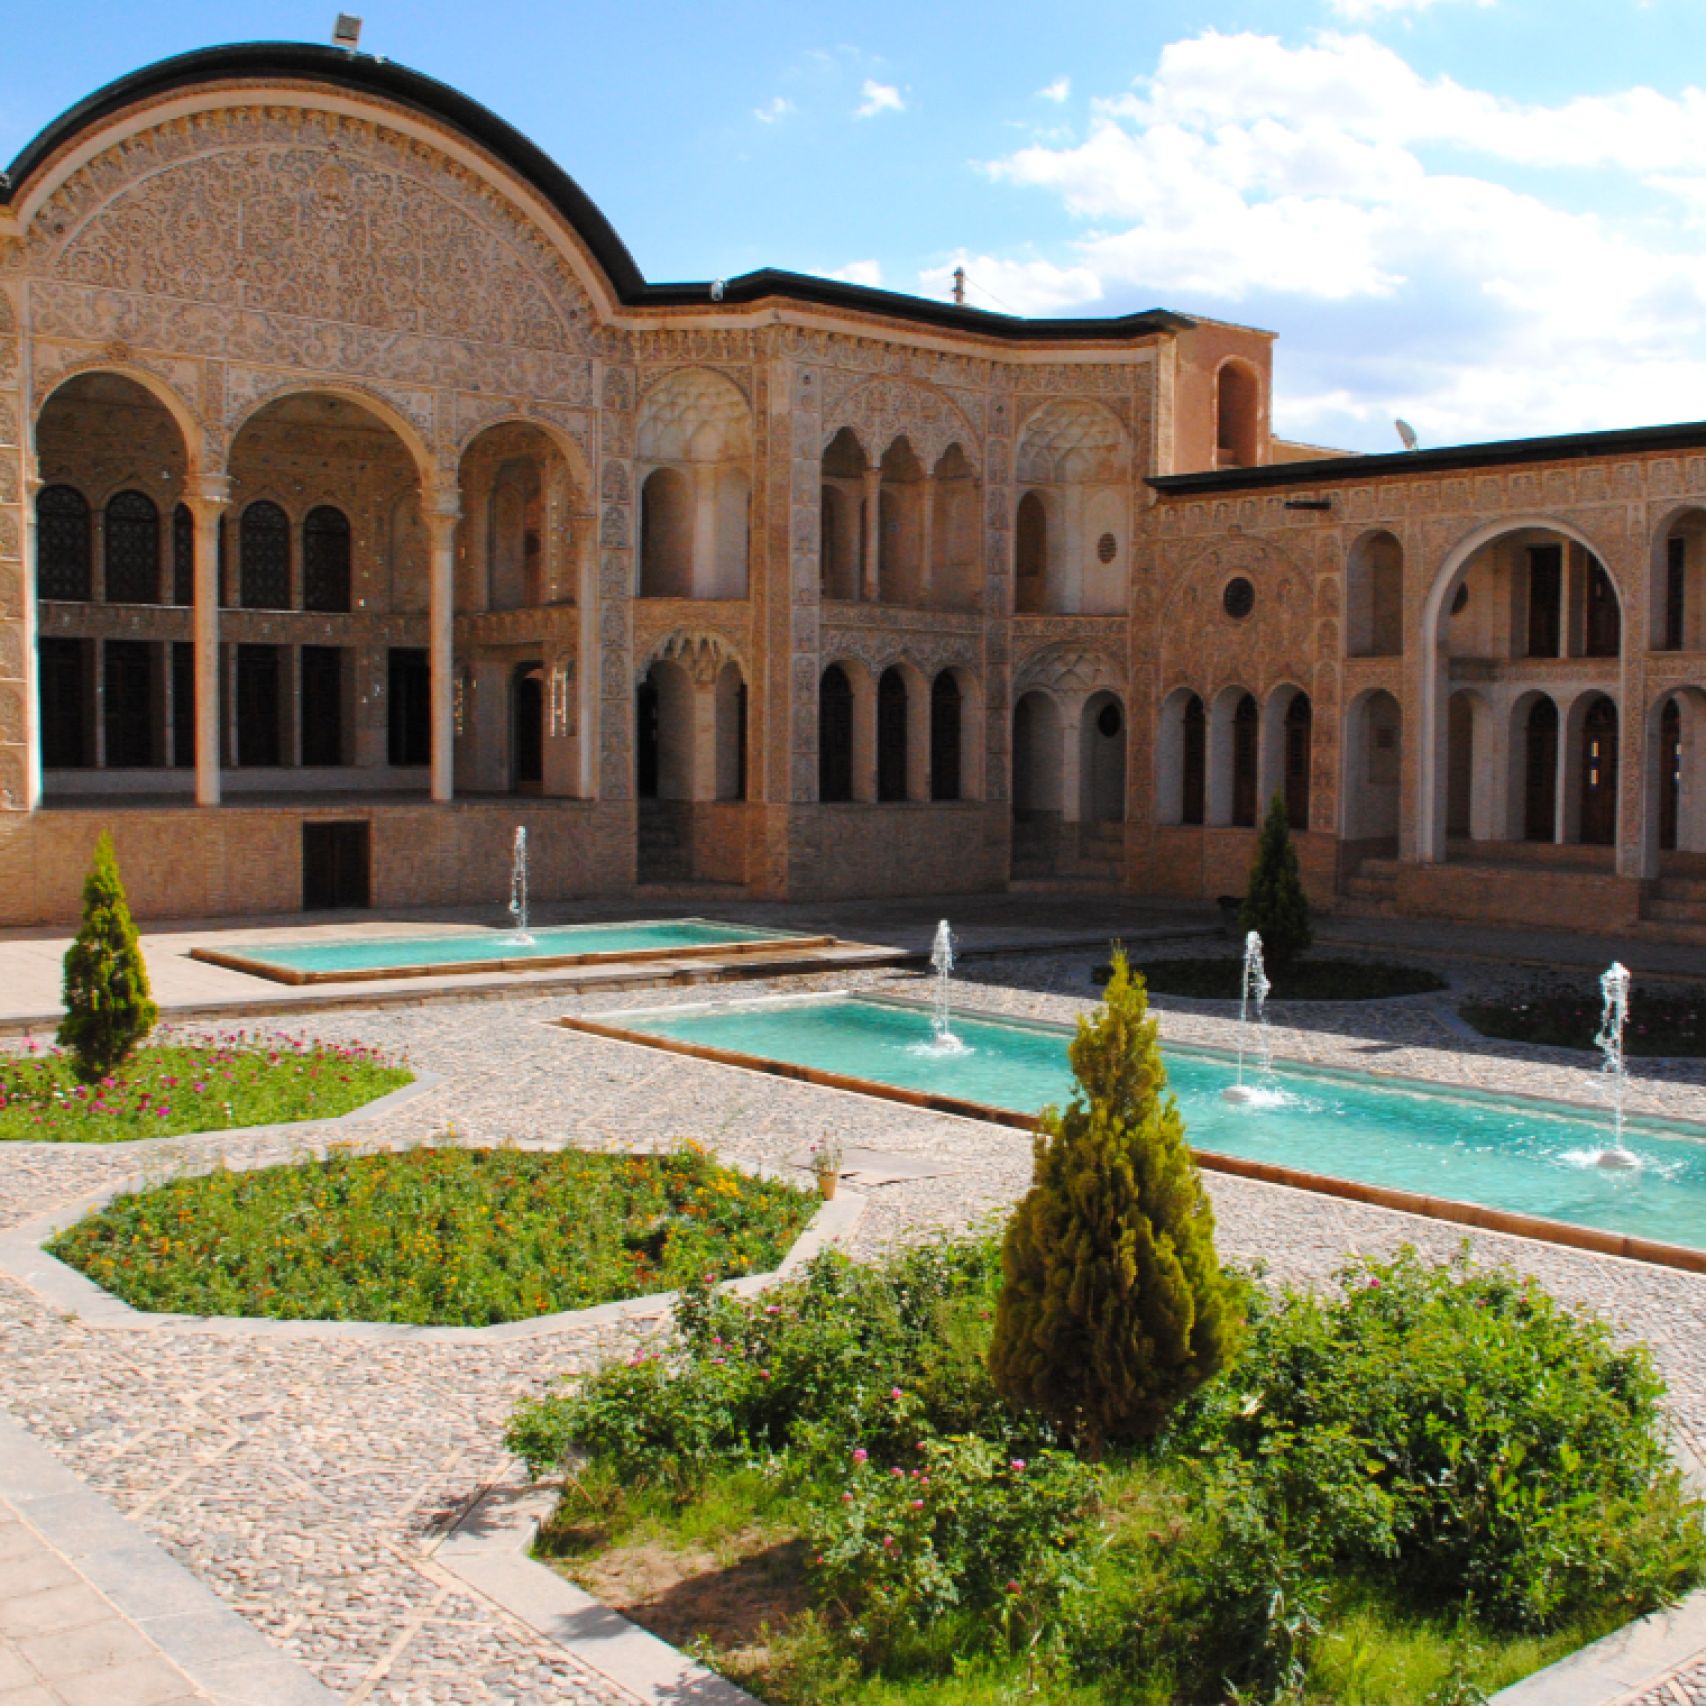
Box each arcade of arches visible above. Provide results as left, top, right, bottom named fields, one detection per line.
left=4, top=46, right=1706, bottom=935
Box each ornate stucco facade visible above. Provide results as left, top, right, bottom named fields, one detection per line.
left=1, top=43, right=1703, bottom=938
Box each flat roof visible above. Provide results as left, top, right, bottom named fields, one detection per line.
left=1150, top=419, right=1706, bottom=495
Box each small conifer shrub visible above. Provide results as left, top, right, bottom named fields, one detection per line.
left=1240, top=791, right=1313, bottom=976
left=58, top=832, right=158, bottom=1080
left=989, top=952, right=1241, bottom=1454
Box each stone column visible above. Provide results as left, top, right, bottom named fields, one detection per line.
left=691, top=463, right=718, bottom=599
left=426, top=491, right=460, bottom=804
left=918, top=476, right=936, bottom=607
left=861, top=467, right=882, bottom=601
left=187, top=476, right=229, bottom=806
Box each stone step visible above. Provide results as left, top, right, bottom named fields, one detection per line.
left=1331, top=894, right=1401, bottom=918
left=1655, top=875, right=1706, bottom=903
left=1344, top=874, right=1398, bottom=900
left=1644, top=895, right=1706, bottom=924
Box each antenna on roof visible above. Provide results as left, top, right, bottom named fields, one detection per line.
left=1394, top=418, right=1419, bottom=452
left=952, top=266, right=967, bottom=306
left=331, top=13, right=363, bottom=50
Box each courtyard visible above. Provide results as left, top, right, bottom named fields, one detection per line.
left=0, top=896, right=1703, bottom=1704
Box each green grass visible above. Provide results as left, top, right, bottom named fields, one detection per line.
left=0, top=1033, right=412, bottom=1142
left=50, top=1144, right=815, bottom=1326
left=539, top=1462, right=1596, bottom=1706
left=1119, top=956, right=1447, bottom=1001
left=1461, top=987, right=1706, bottom=1056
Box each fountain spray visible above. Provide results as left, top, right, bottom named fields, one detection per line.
left=1221, top=930, right=1273, bottom=1105
left=1591, top=960, right=1638, bottom=1170
left=929, top=919, right=958, bottom=1047
left=507, top=825, right=534, bottom=944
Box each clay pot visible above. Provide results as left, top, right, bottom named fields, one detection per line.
left=815, top=1170, right=839, bottom=1201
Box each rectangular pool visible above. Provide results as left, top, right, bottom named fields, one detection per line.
left=593, top=993, right=1706, bottom=1262
left=193, top=919, right=832, bottom=985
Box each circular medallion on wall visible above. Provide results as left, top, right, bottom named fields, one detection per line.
left=1222, top=576, right=1256, bottom=620
left=1097, top=702, right=1123, bottom=738
left=1096, top=532, right=1118, bottom=564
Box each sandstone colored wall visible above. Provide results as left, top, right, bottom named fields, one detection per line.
left=785, top=802, right=1006, bottom=900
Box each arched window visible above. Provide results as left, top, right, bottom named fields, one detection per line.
left=36, top=486, right=91, bottom=601
left=172, top=503, right=194, bottom=605
left=303, top=505, right=352, bottom=612
left=820, top=485, right=844, bottom=597
left=639, top=468, right=692, bottom=597
left=1015, top=492, right=1047, bottom=613
left=1181, top=694, right=1206, bottom=825
left=819, top=665, right=854, bottom=803
left=1579, top=696, right=1618, bottom=846
left=1283, top=694, right=1313, bottom=830
left=877, top=668, right=909, bottom=802
left=1232, top=692, right=1260, bottom=826
left=1524, top=698, right=1559, bottom=842
left=1347, top=531, right=1403, bottom=657
left=1216, top=362, right=1260, bottom=467
left=930, top=671, right=962, bottom=802
left=1660, top=697, right=1683, bottom=852
left=239, top=501, right=291, bottom=609
left=1583, top=561, right=1620, bottom=659
left=103, top=490, right=160, bottom=605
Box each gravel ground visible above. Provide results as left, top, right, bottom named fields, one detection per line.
left=1, top=945, right=1703, bottom=1703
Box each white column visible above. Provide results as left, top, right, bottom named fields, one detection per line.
left=1060, top=701, right=1084, bottom=824
left=691, top=464, right=717, bottom=600
left=188, top=476, right=228, bottom=806
left=426, top=492, right=460, bottom=804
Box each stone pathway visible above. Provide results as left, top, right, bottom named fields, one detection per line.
left=0, top=1495, right=212, bottom=1706
left=0, top=946, right=1703, bottom=1702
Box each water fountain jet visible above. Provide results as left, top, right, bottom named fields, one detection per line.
left=1588, top=961, right=1639, bottom=1170
left=910, top=919, right=970, bottom=1057
left=1222, top=930, right=1276, bottom=1106
left=507, top=825, right=534, bottom=945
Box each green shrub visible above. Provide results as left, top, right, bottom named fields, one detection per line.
left=989, top=952, right=1242, bottom=1453
left=58, top=833, right=157, bottom=1080
left=1240, top=793, right=1313, bottom=975
left=809, top=1434, right=1100, bottom=1656
left=1181, top=1246, right=1706, bottom=1632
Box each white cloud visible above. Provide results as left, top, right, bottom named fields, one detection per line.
left=753, top=95, right=796, bottom=125
left=827, top=259, right=884, bottom=287
left=1038, top=75, right=1071, bottom=103
left=856, top=79, right=905, bottom=119
left=973, top=30, right=1706, bottom=445
left=919, top=253, right=1104, bottom=315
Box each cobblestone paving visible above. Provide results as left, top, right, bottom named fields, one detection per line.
left=1, top=946, right=1703, bottom=1702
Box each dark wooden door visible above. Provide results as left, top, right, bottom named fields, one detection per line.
left=302, top=821, right=370, bottom=910
left=1579, top=698, right=1618, bottom=847
left=1524, top=701, right=1558, bottom=842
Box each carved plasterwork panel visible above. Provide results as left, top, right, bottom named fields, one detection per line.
left=818, top=620, right=980, bottom=680
left=1156, top=534, right=1315, bottom=697
left=820, top=376, right=980, bottom=469
left=1015, top=397, right=1129, bottom=484
left=635, top=369, right=753, bottom=462
left=33, top=107, right=593, bottom=353
left=1011, top=638, right=1126, bottom=700
left=638, top=627, right=747, bottom=684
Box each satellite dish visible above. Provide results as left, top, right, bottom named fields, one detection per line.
left=710, top=279, right=726, bottom=302
left=1394, top=419, right=1419, bottom=452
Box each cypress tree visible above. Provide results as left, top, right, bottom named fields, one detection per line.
left=989, top=952, right=1241, bottom=1455
left=58, top=832, right=157, bottom=1080
left=1240, top=791, right=1313, bottom=977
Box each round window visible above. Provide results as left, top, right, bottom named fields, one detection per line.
left=1096, top=532, right=1118, bottom=565
left=1222, top=576, right=1256, bottom=620
left=1096, top=703, right=1122, bottom=738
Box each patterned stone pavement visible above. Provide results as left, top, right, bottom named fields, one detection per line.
left=1, top=944, right=1703, bottom=1702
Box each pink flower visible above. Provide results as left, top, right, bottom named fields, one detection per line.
left=889, top=1387, right=903, bottom=1400
left=910, top=1499, right=924, bottom=1509
left=1010, top=1459, right=1026, bottom=1472
left=882, top=1536, right=895, bottom=1549
left=852, top=1448, right=868, bottom=1463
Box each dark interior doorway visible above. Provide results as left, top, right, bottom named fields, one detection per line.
left=302, top=821, right=370, bottom=910
left=512, top=664, right=544, bottom=793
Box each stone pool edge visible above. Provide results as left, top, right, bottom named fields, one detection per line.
left=0, top=1142, right=865, bottom=1344
left=554, top=1012, right=1706, bottom=1278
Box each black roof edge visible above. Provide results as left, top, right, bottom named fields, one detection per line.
left=2, top=44, right=1194, bottom=344
left=1151, top=418, right=1706, bottom=495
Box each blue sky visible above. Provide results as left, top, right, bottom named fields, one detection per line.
left=5, top=1, right=1706, bottom=452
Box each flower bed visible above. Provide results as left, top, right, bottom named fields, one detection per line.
left=1124, top=956, right=1446, bottom=1001
left=512, top=1240, right=1705, bottom=1706
left=1461, top=987, right=1706, bottom=1056
left=50, top=1144, right=815, bottom=1327
left=0, top=1032, right=411, bottom=1142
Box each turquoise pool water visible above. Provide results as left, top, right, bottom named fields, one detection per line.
left=621, top=995, right=1706, bottom=1253
left=229, top=919, right=797, bottom=977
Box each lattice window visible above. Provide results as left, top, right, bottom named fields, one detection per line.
left=303, top=505, right=352, bottom=612
left=173, top=504, right=194, bottom=606
left=239, top=501, right=291, bottom=609
left=36, top=485, right=91, bottom=601
left=104, top=490, right=160, bottom=605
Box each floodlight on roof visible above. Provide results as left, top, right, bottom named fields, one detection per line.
left=332, top=14, right=363, bottom=50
